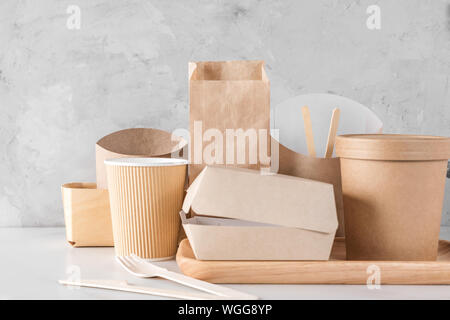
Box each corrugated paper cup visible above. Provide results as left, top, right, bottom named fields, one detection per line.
left=336, top=134, right=450, bottom=261
left=105, top=157, right=187, bottom=260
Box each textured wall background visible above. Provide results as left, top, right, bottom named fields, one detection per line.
left=1, top=0, right=449, bottom=226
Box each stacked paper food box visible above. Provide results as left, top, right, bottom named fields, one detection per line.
left=181, top=166, right=338, bottom=260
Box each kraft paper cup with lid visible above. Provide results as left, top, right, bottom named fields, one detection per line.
left=336, top=134, right=450, bottom=261
left=105, top=157, right=187, bottom=260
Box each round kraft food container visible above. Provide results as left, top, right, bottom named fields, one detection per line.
left=335, top=134, right=450, bottom=261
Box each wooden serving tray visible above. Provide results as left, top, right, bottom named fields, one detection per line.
left=176, top=238, right=450, bottom=284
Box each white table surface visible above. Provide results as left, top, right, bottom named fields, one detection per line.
left=1, top=227, right=450, bottom=300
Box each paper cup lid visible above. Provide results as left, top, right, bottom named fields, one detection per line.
left=335, top=134, right=450, bottom=161
left=104, top=157, right=188, bottom=167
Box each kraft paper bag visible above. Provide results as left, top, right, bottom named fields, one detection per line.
left=188, top=60, right=270, bottom=184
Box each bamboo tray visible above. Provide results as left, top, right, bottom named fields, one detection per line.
left=176, top=238, right=450, bottom=284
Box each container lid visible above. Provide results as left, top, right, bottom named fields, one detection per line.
left=335, top=134, right=450, bottom=161
left=182, top=166, right=338, bottom=234
left=104, top=157, right=188, bottom=167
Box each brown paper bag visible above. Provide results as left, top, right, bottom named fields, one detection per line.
left=188, top=60, right=270, bottom=183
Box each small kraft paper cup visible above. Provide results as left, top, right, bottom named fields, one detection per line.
left=105, top=157, right=187, bottom=260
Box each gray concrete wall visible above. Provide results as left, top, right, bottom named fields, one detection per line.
left=1, top=0, right=449, bottom=226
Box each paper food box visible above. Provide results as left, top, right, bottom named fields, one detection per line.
left=61, top=182, right=113, bottom=247
left=180, top=166, right=337, bottom=260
